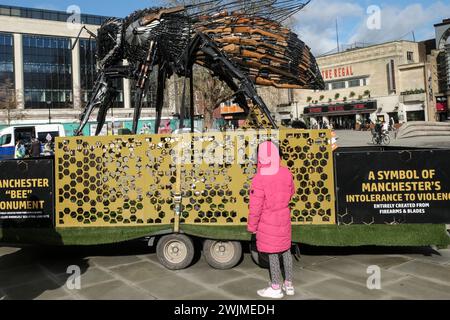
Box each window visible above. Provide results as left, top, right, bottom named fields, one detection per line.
left=407, top=111, right=425, bottom=122
left=0, top=33, right=14, bottom=88
left=348, top=79, right=361, bottom=88
left=331, top=81, right=346, bottom=90
left=407, top=51, right=414, bottom=62
left=79, top=39, right=124, bottom=108
left=23, top=35, right=73, bottom=109
left=0, top=134, right=12, bottom=145
left=0, top=5, right=107, bottom=25
left=38, top=131, right=59, bottom=143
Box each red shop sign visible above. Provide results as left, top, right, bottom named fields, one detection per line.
left=436, top=102, right=448, bottom=112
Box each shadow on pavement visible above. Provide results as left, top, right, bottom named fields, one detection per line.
left=297, top=244, right=441, bottom=257
left=0, top=234, right=445, bottom=300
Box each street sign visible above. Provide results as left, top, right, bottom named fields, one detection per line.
left=0, top=159, right=54, bottom=227
left=335, top=149, right=450, bottom=224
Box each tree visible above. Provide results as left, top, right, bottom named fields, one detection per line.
left=162, top=0, right=236, bottom=130
left=0, top=78, right=22, bottom=125
left=319, top=95, right=325, bottom=101
left=193, top=65, right=233, bottom=129
left=306, top=96, right=312, bottom=103
left=349, top=91, right=356, bottom=98
left=334, top=93, right=340, bottom=100
left=364, top=90, right=371, bottom=97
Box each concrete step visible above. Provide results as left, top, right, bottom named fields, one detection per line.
left=396, top=121, right=450, bottom=139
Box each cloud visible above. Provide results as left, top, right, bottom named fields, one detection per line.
left=348, top=1, right=450, bottom=44
left=292, top=0, right=365, bottom=55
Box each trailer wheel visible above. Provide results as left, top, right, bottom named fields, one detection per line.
left=203, top=240, right=242, bottom=269
left=156, top=234, right=194, bottom=270
left=249, top=241, right=270, bottom=268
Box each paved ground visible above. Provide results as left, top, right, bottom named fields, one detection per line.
left=1, top=242, right=449, bottom=300
left=335, top=130, right=450, bottom=149
left=1, top=130, right=449, bottom=301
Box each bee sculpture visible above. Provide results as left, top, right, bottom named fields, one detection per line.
left=75, top=0, right=324, bottom=135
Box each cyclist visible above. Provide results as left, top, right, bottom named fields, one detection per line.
left=374, top=121, right=382, bottom=143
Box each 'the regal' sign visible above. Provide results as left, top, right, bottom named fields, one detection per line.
left=321, top=66, right=354, bottom=80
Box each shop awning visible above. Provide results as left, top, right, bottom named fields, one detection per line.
left=303, top=100, right=377, bottom=117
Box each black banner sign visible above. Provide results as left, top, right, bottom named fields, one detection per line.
left=0, top=159, right=54, bottom=227
left=304, top=101, right=377, bottom=115
left=335, top=149, right=450, bottom=224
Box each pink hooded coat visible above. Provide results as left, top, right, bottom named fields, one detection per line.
left=247, top=141, right=295, bottom=254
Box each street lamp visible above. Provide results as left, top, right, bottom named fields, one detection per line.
left=47, top=101, right=51, bottom=124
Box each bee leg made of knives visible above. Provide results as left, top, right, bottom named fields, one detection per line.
left=195, top=32, right=278, bottom=129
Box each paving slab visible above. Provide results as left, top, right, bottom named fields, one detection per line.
left=239, top=266, right=270, bottom=282
left=233, top=254, right=265, bottom=273
left=383, top=276, right=450, bottom=300
left=0, top=248, right=43, bottom=271
left=176, top=268, right=247, bottom=286
left=400, top=249, right=450, bottom=266
left=305, top=257, right=404, bottom=286
left=390, top=260, right=450, bottom=285
left=110, top=261, right=173, bottom=283
left=218, top=277, right=268, bottom=300
left=54, top=266, right=115, bottom=288
left=138, top=274, right=206, bottom=300
left=89, top=255, right=142, bottom=268
left=302, top=278, right=390, bottom=300
left=0, top=246, right=21, bottom=256
left=78, top=280, right=155, bottom=300
left=295, top=255, right=337, bottom=268
left=38, top=257, right=91, bottom=276
left=2, top=277, right=68, bottom=300
left=0, top=264, right=51, bottom=289
left=292, top=267, right=332, bottom=286
left=342, top=255, right=412, bottom=269
left=185, top=290, right=234, bottom=300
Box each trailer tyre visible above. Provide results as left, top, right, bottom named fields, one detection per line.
left=156, top=234, right=195, bottom=270
left=203, top=240, right=242, bottom=269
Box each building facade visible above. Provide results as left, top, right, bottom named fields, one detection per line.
left=428, top=19, right=450, bottom=122
left=294, top=40, right=433, bottom=129
left=0, top=5, right=179, bottom=134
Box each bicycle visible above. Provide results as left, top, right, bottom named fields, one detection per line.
left=371, top=130, right=391, bottom=146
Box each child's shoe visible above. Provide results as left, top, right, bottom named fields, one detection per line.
left=257, top=285, right=284, bottom=299
left=282, top=282, right=295, bottom=296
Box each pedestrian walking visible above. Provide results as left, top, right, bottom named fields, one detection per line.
left=43, top=141, right=53, bottom=156
left=382, top=121, right=389, bottom=133
left=31, top=137, right=41, bottom=157
left=14, top=140, right=26, bottom=159
left=248, top=141, right=296, bottom=299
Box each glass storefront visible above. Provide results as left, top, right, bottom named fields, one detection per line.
left=328, top=115, right=356, bottom=130
left=406, top=111, right=425, bottom=122
left=79, top=39, right=124, bottom=108
left=23, top=35, right=73, bottom=109
left=130, top=77, right=157, bottom=109
left=0, top=32, right=14, bottom=87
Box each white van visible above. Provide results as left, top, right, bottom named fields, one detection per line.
left=0, top=124, right=66, bottom=159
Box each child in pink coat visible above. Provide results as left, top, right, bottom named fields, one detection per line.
left=248, top=141, right=296, bottom=299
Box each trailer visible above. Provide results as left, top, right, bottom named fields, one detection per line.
left=0, top=129, right=449, bottom=270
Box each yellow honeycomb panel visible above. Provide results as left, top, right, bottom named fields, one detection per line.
left=180, top=130, right=335, bottom=225
left=55, top=135, right=179, bottom=227
left=55, top=129, right=335, bottom=227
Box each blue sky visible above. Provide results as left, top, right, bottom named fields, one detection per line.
left=1, top=0, right=449, bottom=55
